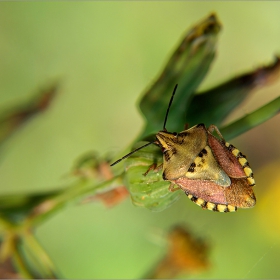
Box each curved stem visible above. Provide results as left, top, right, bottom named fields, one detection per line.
left=221, top=96, right=280, bottom=140
left=25, top=174, right=124, bottom=227
left=23, top=232, right=59, bottom=278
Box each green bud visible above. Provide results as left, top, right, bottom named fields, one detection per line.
left=123, top=142, right=181, bottom=212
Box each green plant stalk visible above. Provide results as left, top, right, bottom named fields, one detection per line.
left=12, top=240, right=35, bottom=279
left=0, top=221, right=60, bottom=278
left=220, top=96, right=280, bottom=140
left=0, top=176, right=123, bottom=279
left=23, top=232, right=59, bottom=278
left=25, top=175, right=124, bottom=227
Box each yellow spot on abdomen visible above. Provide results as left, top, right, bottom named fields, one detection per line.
left=217, top=204, right=227, bottom=212
left=244, top=167, right=253, bottom=177
left=227, top=205, right=236, bottom=212
left=206, top=202, right=215, bottom=210
left=238, top=157, right=247, bottom=167
left=232, top=149, right=240, bottom=157
left=195, top=198, right=205, bottom=206
left=247, top=177, right=255, bottom=185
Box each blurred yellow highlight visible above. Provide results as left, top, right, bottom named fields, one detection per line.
left=255, top=160, right=280, bottom=240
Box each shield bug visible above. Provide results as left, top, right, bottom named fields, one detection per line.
left=111, top=84, right=256, bottom=212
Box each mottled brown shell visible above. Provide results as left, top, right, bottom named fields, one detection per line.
left=156, top=124, right=256, bottom=212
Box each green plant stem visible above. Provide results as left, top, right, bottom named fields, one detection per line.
left=23, top=232, right=59, bottom=278
left=12, top=240, right=35, bottom=279
left=25, top=174, right=124, bottom=227
left=0, top=174, right=123, bottom=278
left=220, top=96, right=280, bottom=139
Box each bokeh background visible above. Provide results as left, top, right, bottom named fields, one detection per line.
left=0, top=2, right=280, bottom=278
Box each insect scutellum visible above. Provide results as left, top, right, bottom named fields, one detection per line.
left=110, top=84, right=179, bottom=167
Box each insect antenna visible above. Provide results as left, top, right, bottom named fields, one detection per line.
left=111, top=84, right=178, bottom=167
left=110, top=141, right=154, bottom=166
left=163, top=84, right=178, bottom=131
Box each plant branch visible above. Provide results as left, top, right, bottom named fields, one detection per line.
left=220, top=96, right=280, bottom=139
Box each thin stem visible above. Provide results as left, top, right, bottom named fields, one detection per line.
left=25, top=174, right=124, bottom=227
left=220, top=96, right=280, bottom=140
left=12, top=240, right=35, bottom=279
left=23, top=232, right=59, bottom=278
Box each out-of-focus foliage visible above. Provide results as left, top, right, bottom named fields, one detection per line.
left=0, top=4, right=279, bottom=278
left=0, top=84, right=59, bottom=147
left=147, top=226, right=210, bottom=279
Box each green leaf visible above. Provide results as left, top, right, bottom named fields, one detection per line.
left=186, top=56, right=280, bottom=127
left=138, top=14, right=221, bottom=137
left=0, top=83, right=59, bottom=147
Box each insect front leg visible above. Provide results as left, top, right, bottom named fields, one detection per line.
left=208, top=124, right=225, bottom=142
left=168, top=182, right=180, bottom=192
left=143, top=163, right=163, bottom=176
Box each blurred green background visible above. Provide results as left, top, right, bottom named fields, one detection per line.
left=0, top=2, right=280, bottom=278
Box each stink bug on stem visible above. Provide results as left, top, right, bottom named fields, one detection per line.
left=111, top=85, right=256, bottom=212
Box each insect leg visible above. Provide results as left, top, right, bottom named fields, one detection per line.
left=208, top=124, right=225, bottom=142
left=143, top=163, right=163, bottom=176
left=168, top=182, right=180, bottom=192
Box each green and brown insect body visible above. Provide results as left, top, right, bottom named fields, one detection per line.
left=154, top=123, right=256, bottom=212
left=111, top=84, right=256, bottom=212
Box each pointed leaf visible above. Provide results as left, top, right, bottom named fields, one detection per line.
left=139, top=14, right=221, bottom=137
left=186, top=56, right=280, bottom=127
left=0, top=83, right=59, bottom=147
